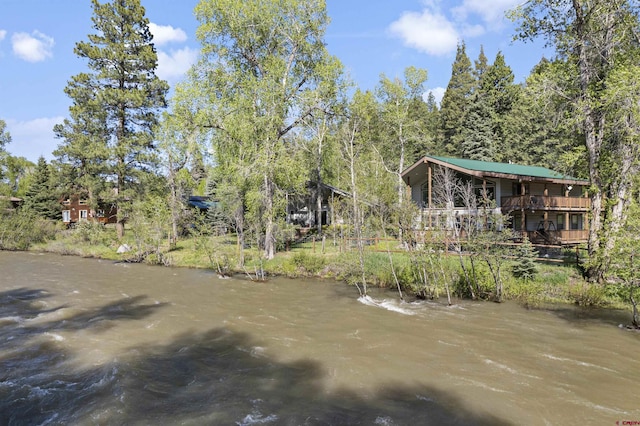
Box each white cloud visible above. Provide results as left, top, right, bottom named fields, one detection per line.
left=11, top=31, right=54, bottom=62
left=5, top=117, right=64, bottom=161
left=389, top=9, right=459, bottom=56
left=149, top=22, right=187, bottom=46
left=156, top=47, right=198, bottom=82
left=0, top=30, right=6, bottom=42
left=452, top=0, right=521, bottom=26
left=461, top=23, right=485, bottom=38
left=389, top=0, right=521, bottom=57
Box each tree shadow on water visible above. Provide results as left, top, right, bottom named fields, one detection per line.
left=1, top=318, right=511, bottom=425
left=531, top=303, right=632, bottom=328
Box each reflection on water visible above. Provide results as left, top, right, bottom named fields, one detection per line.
left=0, top=251, right=639, bottom=425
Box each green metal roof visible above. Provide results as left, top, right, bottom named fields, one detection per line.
left=427, top=156, right=586, bottom=182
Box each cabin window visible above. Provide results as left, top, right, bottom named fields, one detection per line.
left=475, top=179, right=495, bottom=205
left=512, top=183, right=529, bottom=196
left=80, top=210, right=88, bottom=220
left=421, top=182, right=429, bottom=208
left=557, top=214, right=565, bottom=230
left=62, top=210, right=71, bottom=222
left=570, top=214, right=582, bottom=230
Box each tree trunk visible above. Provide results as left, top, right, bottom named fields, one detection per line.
left=316, top=179, right=323, bottom=235
left=631, top=288, right=639, bottom=328
left=263, top=172, right=276, bottom=260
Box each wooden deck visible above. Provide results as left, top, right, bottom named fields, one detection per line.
left=501, top=195, right=590, bottom=212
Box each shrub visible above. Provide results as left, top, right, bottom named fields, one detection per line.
left=568, top=282, right=609, bottom=307
left=73, top=221, right=115, bottom=246
left=0, top=213, right=57, bottom=250
left=290, top=251, right=326, bottom=275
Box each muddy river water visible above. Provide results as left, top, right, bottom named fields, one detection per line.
left=1, top=251, right=639, bottom=425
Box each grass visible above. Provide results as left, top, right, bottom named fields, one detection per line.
left=27, top=226, right=631, bottom=312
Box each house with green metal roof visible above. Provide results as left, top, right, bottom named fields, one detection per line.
left=401, top=155, right=591, bottom=245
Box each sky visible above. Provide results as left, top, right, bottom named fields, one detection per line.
left=0, top=0, right=548, bottom=163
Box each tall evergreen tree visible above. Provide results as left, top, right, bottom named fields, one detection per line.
left=474, top=45, right=489, bottom=81
left=56, top=0, right=168, bottom=237
left=460, top=92, right=495, bottom=161
left=440, top=41, right=475, bottom=157
left=415, top=91, right=441, bottom=156
left=479, top=51, right=519, bottom=160
left=54, top=73, right=109, bottom=206
left=22, top=157, right=59, bottom=220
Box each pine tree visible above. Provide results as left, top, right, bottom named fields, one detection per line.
left=512, top=235, right=538, bottom=281
left=479, top=51, right=519, bottom=160
left=460, top=92, right=495, bottom=161
left=22, top=157, right=60, bottom=220
left=474, top=45, right=489, bottom=81
left=57, top=0, right=168, bottom=238
left=440, top=41, right=475, bottom=156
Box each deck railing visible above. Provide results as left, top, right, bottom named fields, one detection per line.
left=501, top=195, right=590, bottom=212
left=522, top=229, right=589, bottom=244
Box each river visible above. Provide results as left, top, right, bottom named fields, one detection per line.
left=0, top=251, right=639, bottom=425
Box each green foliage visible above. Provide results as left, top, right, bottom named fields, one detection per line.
left=460, top=92, right=495, bottom=161
left=452, top=260, right=493, bottom=299
left=290, top=251, right=326, bottom=275
left=512, top=235, right=538, bottom=281
left=0, top=119, right=10, bottom=152
left=568, top=282, right=609, bottom=307
left=0, top=212, right=57, bottom=250
left=128, top=196, right=172, bottom=264
left=56, top=0, right=168, bottom=236
left=22, top=157, right=60, bottom=220
left=189, top=0, right=344, bottom=259
left=72, top=221, right=115, bottom=246
left=440, top=41, right=475, bottom=156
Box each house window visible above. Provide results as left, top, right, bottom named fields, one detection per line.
left=557, top=214, right=565, bottom=230
left=62, top=210, right=71, bottom=222
left=475, top=180, right=495, bottom=205
left=97, top=209, right=105, bottom=217
left=570, top=214, right=582, bottom=230
left=79, top=200, right=88, bottom=205
left=80, top=210, right=88, bottom=220
left=62, top=199, right=71, bottom=206
left=421, top=182, right=429, bottom=208
left=512, top=183, right=529, bottom=196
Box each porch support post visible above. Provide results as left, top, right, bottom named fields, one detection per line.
left=428, top=164, right=433, bottom=228
left=521, top=181, right=526, bottom=233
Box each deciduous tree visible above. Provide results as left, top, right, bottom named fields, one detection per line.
left=511, top=0, right=640, bottom=280
left=192, top=0, right=343, bottom=259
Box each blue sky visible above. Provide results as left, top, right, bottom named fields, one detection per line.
left=0, top=0, right=547, bottom=162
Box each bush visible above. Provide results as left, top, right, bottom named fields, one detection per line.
left=290, top=251, right=326, bottom=275
left=452, top=260, right=493, bottom=299
left=568, top=282, right=609, bottom=307
left=0, top=213, right=57, bottom=250
left=504, top=277, right=546, bottom=307
left=73, top=221, right=115, bottom=246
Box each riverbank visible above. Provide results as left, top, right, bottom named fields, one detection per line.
left=23, top=222, right=630, bottom=315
